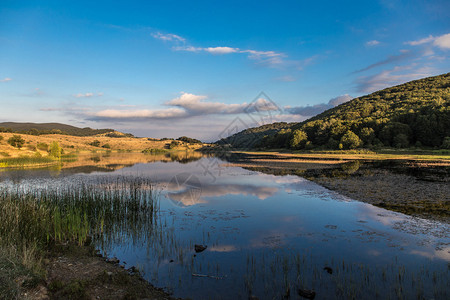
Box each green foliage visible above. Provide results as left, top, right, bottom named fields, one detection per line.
left=142, top=148, right=168, bottom=154
left=0, top=122, right=115, bottom=137
left=340, top=131, right=362, bottom=149
left=290, top=129, right=308, bottom=149
left=218, top=73, right=450, bottom=150
left=169, top=140, right=180, bottom=149
left=442, top=137, right=450, bottom=149
left=0, top=135, right=3, bottom=142
left=89, top=140, right=101, bottom=147
left=49, top=141, right=62, bottom=159
left=177, top=136, right=202, bottom=144
left=102, top=143, right=111, bottom=149
left=7, top=135, right=25, bottom=149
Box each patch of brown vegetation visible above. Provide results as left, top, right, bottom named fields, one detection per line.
left=39, top=243, right=177, bottom=300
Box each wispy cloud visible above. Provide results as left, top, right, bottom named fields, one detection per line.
left=0, top=77, right=12, bottom=82
left=355, top=65, right=434, bottom=93
left=406, top=33, right=450, bottom=50
left=74, top=92, right=103, bottom=98
left=154, top=31, right=288, bottom=67
left=285, top=94, right=353, bottom=117
left=353, top=50, right=414, bottom=73
left=151, top=32, right=186, bottom=43
left=366, top=40, right=380, bottom=46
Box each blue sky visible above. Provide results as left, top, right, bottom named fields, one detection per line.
left=1, top=0, right=449, bottom=141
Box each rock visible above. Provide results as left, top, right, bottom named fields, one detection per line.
left=298, top=288, right=316, bottom=299
left=107, top=257, right=120, bottom=264
left=194, top=244, right=207, bottom=253
left=323, top=266, right=333, bottom=274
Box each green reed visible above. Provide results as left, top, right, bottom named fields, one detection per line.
left=0, top=176, right=158, bottom=263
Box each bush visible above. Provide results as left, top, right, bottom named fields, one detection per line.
left=0, top=135, right=3, bottom=142
left=340, top=131, right=362, bottom=149
left=290, top=130, right=308, bottom=149
left=49, top=141, right=62, bottom=159
left=102, top=143, right=111, bottom=149
left=89, top=140, right=101, bottom=147
left=7, top=135, right=25, bottom=149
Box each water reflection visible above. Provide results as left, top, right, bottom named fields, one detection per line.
left=0, top=154, right=448, bottom=299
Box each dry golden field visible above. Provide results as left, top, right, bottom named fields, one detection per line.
left=0, top=132, right=204, bottom=158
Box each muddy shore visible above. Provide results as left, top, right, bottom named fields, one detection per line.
left=20, top=243, right=177, bottom=300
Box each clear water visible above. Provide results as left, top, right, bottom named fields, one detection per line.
left=1, top=155, right=449, bottom=299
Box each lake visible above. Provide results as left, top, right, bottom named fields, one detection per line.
left=0, top=153, right=448, bottom=299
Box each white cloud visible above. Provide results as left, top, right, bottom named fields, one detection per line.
left=151, top=32, right=185, bottom=43
left=167, top=92, right=249, bottom=114
left=433, top=33, right=450, bottom=49
left=85, top=92, right=281, bottom=122
left=204, top=47, right=239, bottom=54
left=0, top=77, right=12, bottom=82
left=74, top=92, right=103, bottom=98
left=406, top=33, right=450, bottom=50
left=94, top=107, right=186, bottom=119
left=366, top=40, right=380, bottom=46
left=154, top=31, right=287, bottom=67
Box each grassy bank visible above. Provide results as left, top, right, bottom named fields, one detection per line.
left=0, top=176, right=166, bottom=299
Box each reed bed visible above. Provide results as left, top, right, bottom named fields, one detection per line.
left=0, top=176, right=159, bottom=298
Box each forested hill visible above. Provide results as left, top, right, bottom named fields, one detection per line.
left=221, top=73, right=450, bottom=150
left=0, top=122, right=115, bottom=137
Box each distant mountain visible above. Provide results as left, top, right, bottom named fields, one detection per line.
left=218, top=73, right=450, bottom=150
left=0, top=122, right=115, bottom=137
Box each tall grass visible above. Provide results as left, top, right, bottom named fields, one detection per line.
left=0, top=176, right=159, bottom=297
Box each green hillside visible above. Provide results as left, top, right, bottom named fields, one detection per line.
left=0, top=122, right=115, bottom=137
left=221, top=73, right=450, bottom=150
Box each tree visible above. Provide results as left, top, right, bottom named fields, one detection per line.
left=49, top=141, right=62, bottom=159
left=89, top=140, right=101, bottom=147
left=393, top=134, right=409, bottom=148
left=442, top=137, right=450, bottom=149
left=340, top=131, right=362, bottom=149
left=290, top=130, right=308, bottom=149
left=7, top=135, right=25, bottom=149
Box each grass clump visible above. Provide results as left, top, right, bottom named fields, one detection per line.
left=0, top=176, right=158, bottom=297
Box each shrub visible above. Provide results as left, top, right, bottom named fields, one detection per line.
left=290, top=130, right=308, bottom=149
left=0, top=135, right=3, bottom=142
left=7, top=135, right=25, bottom=149
left=89, top=140, right=101, bottom=147
left=102, top=143, right=111, bottom=149
left=49, top=141, right=62, bottom=159
left=340, top=131, right=362, bottom=149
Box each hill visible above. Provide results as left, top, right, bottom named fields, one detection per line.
left=0, top=122, right=115, bottom=137
left=219, top=73, right=450, bottom=150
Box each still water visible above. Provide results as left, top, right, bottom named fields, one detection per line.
left=1, top=154, right=449, bottom=299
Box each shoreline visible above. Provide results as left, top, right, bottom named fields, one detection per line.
left=225, top=151, right=450, bottom=223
